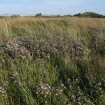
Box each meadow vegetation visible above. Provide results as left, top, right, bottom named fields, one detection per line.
left=0, top=17, right=105, bottom=105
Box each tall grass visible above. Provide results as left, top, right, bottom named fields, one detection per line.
left=0, top=17, right=105, bottom=105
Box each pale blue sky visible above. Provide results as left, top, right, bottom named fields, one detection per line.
left=0, top=0, right=105, bottom=15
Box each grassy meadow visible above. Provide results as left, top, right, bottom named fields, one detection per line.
left=0, top=17, right=105, bottom=105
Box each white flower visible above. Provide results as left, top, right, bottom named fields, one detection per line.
left=36, top=91, right=38, bottom=94
left=45, top=101, right=47, bottom=104
left=44, top=87, right=47, bottom=90
left=61, top=84, right=64, bottom=87
left=41, top=85, right=44, bottom=89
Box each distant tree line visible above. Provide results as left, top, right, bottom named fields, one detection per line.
left=73, top=12, right=105, bottom=18
left=0, top=12, right=105, bottom=18
left=35, top=12, right=105, bottom=18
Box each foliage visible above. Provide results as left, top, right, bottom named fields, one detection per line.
left=0, top=17, right=105, bottom=105
left=73, top=12, right=105, bottom=18
left=36, top=13, right=42, bottom=17
left=73, top=13, right=81, bottom=17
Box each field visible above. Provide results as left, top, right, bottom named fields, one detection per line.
left=0, top=17, right=105, bottom=105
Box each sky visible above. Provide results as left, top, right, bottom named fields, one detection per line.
left=0, top=0, right=105, bottom=15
